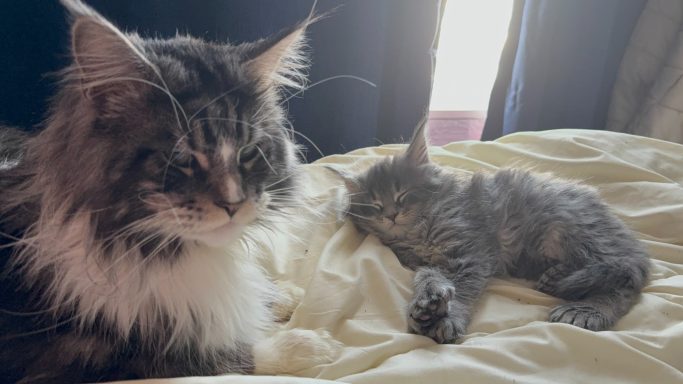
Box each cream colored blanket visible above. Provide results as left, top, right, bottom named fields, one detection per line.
left=130, top=129, right=683, bottom=384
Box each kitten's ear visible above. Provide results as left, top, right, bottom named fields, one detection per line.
left=243, top=18, right=316, bottom=92
left=404, top=113, right=430, bottom=165
left=62, top=0, right=148, bottom=105
left=324, top=166, right=360, bottom=193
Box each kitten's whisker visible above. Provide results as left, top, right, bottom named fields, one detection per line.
left=344, top=211, right=371, bottom=221
left=348, top=202, right=378, bottom=207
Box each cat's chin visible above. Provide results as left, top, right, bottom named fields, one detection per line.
left=183, top=221, right=247, bottom=247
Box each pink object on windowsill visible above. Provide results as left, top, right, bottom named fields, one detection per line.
left=427, top=111, right=485, bottom=146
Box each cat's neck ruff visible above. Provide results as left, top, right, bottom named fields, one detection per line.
left=15, top=212, right=274, bottom=352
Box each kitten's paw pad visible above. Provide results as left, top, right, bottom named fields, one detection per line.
left=254, top=328, right=343, bottom=375
left=537, top=264, right=572, bottom=295
left=408, top=284, right=454, bottom=329
left=549, top=303, right=612, bottom=331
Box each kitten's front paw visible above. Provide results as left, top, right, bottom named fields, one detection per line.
left=407, top=283, right=454, bottom=337
left=419, top=316, right=464, bottom=344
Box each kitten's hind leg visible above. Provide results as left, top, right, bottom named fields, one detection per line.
left=542, top=261, right=647, bottom=331
left=549, top=292, right=639, bottom=331
left=538, top=261, right=648, bottom=301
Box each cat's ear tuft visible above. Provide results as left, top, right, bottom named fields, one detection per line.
left=243, top=18, right=316, bottom=92
left=63, top=0, right=148, bottom=108
left=405, top=113, right=430, bottom=165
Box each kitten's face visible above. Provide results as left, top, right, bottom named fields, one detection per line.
left=347, top=156, right=440, bottom=239
left=42, top=6, right=306, bottom=248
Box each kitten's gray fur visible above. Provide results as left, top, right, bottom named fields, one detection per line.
left=338, top=117, right=650, bottom=344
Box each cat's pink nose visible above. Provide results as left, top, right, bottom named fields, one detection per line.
left=386, top=213, right=398, bottom=222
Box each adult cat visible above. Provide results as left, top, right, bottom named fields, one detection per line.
left=0, top=1, right=339, bottom=382
left=336, top=118, right=650, bottom=344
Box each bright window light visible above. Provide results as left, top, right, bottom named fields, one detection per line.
left=430, top=0, right=513, bottom=112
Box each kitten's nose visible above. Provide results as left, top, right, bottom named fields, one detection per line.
left=386, top=212, right=398, bottom=223
left=215, top=199, right=245, bottom=217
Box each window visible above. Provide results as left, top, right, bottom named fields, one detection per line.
left=429, top=0, right=513, bottom=144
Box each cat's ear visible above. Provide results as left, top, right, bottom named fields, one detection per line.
left=324, top=166, right=360, bottom=193
left=242, top=19, right=314, bottom=92
left=62, top=0, right=148, bottom=105
left=404, top=113, right=430, bottom=165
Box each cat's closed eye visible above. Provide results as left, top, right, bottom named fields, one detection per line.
left=164, top=151, right=196, bottom=174
left=238, top=145, right=260, bottom=164
left=370, top=202, right=383, bottom=213
left=396, top=190, right=417, bottom=206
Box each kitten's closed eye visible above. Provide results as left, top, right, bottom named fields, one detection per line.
left=370, top=203, right=383, bottom=213
left=397, top=190, right=417, bottom=206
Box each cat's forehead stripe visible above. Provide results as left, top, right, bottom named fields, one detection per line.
left=220, top=142, right=234, bottom=162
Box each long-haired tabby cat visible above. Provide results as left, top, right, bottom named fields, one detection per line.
left=334, top=118, right=650, bottom=344
left=0, top=1, right=341, bottom=382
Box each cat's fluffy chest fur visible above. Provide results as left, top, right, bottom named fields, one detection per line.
left=15, top=213, right=273, bottom=351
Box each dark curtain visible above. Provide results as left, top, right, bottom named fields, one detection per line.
left=0, top=0, right=440, bottom=160
left=482, top=0, right=646, bottom=141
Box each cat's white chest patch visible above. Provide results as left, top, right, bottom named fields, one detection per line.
left=21, top=218, right=275, bottom=352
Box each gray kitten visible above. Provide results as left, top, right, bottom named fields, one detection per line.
left=336, top=118, right=650, bottom=344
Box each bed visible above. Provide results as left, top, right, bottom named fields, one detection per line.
left=126, top=129, right=683, bottom=384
